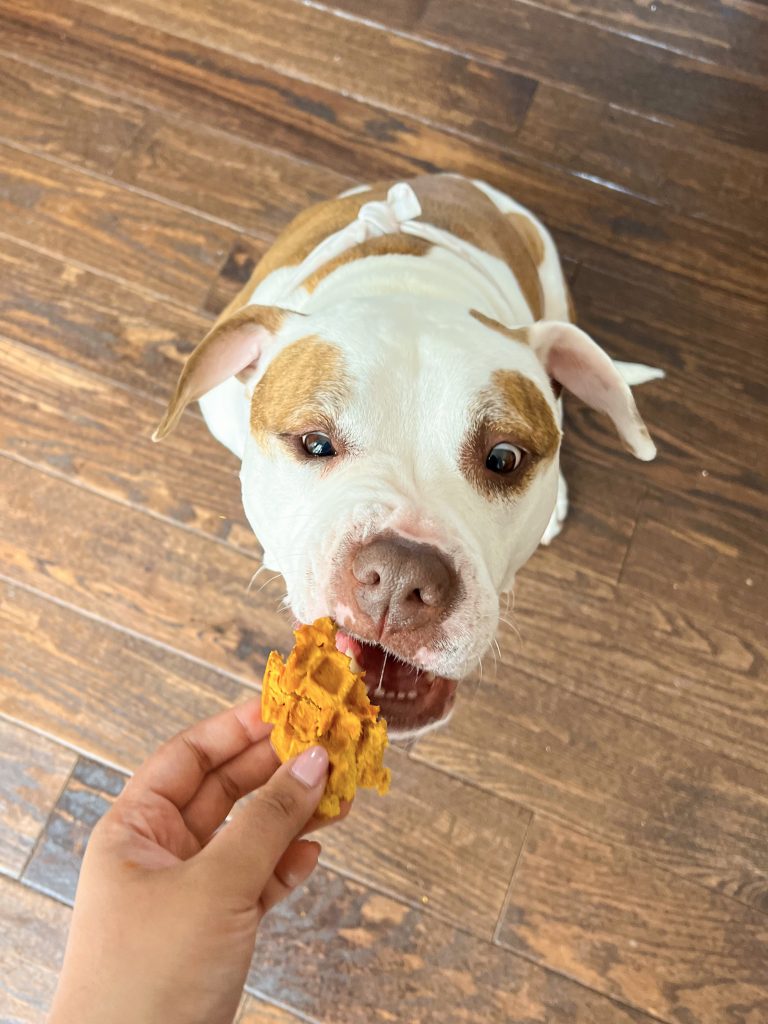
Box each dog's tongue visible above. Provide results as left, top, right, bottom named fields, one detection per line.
left=335, top=629, right=363, bottom=661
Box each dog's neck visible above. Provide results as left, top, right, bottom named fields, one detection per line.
left=269, top=182, right=533, bottom=327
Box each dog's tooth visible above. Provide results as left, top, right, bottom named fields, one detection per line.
left=425, top=672, right=436, bottom=682
left=348, top=652, right=363, bottom=673
left=407, top=690, right=418, bottom=700
left=396, top=691, right=406, bottom=700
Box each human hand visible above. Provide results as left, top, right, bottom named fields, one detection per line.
left=49, top=696, right=344, bottom=1024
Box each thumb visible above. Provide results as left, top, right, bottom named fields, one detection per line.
left=199, top=745, right=329, bottom=904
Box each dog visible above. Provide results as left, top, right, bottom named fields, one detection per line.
left=154, top=174, right=662, bottom=738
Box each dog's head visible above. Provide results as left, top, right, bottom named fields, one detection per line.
left=156, top=295, right=654, bottom=736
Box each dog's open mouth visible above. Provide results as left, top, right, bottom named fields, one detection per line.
left=335, top=629, right=457, bottom=735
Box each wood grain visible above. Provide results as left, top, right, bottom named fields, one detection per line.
left=0, top=877, right=70, bottom=1024
left=620, top=489, right=768, bottom=633
left=339, top=0, right=768, bottom=147
left=497, top=817, right=768, bottom=1023
left=0, top=720, right=75, bottom=878
left=0, top=335, right=258, bottom=554
left=0, top=143, right=236, bottom=308
left=0, top=235, right=216, bottom=400
left=2, top=2, right=765, bottom=301
left=413, top=651, right=768, bottom=909
left=0, top=580, right=253, bottom=769
left=486, top=0, right=768, bottom=82
left=248, top=866, right=659, bottom=1024
left=497, top=567, right=768, bottom=774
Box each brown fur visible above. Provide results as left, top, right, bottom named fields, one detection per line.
left=506, top=212, right=545, bottom=267
left=460, top=369, right=560, bottom=499
left=303, top=234, right=432, bottom=293
left=250, top=336, right=350, bottom=449
left=239, top=176, right=544, bottom=316
left=470, top=309, right=529, bottom=345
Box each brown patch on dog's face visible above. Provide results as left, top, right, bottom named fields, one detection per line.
left=250, top=336, right=350, bottom=449
left=460, top=369, right=560, bottom=499
left=470, top=309, right=529, bottom=346
left=303, top=234, right=432, bottom=292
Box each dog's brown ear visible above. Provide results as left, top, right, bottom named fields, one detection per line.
left=152, top=305, right=302, bottom=441
left=526, top=321, right=659, bottom=461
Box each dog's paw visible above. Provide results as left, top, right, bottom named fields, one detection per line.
left=540, top=473, right=569, bottom=546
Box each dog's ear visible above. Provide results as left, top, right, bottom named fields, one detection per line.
left=152, top=305, right=303, bottom=441
left=527, top=320, right=658, bottom=461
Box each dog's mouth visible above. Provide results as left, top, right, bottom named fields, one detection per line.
left=335, top=629, right=457, bottom=736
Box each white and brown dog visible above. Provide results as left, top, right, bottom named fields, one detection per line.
left=154, top=174, right=662, bottom=738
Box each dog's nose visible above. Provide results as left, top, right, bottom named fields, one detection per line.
left=351, top=536, right=457, bottom=631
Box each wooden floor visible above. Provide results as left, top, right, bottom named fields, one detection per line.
left=0, top=1, right=766, bottom=1021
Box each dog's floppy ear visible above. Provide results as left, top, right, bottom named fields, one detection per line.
left=527, top=320, right=659, bottom=461
left=152, top=305, right=302, bottom=441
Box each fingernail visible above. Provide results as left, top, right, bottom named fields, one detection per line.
left=290, top=746, right=329, bottom=788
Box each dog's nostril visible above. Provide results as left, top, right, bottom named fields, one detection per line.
left=356, top=568, right=381, bottom=586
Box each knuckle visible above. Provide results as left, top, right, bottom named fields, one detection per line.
left=181, top=732, right=215, bottom=775
left=257, top=786, right=300, bottom=821
left=214, top=767, right=242, bottom=804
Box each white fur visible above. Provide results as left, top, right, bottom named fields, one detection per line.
left=198, top=177, right=660, bottom=689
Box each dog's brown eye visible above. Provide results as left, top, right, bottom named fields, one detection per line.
left=301, top=431, right=337, bottom=458
left=486, top=442, right=524, bottom=475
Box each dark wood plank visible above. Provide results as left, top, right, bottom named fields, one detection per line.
left=0, top=335, right=259, bottom=554
left=23, top=758, right=124, bottom=903
left=413, top=647, right=768, bottom=908
left=620, top=489, right=768, bottom=633
left=0, top=143, right=237, bottom=308
left=0, top=51, right=352, bottom=238
left=0, top=236, right=217, bottom=401
left=113, top=113, right=351, bottom=236
left=1, top=583, right=529, bottom=937
left=0, top=877, right=70, bottom=1024
left=517, top=83, right=768, bottom=239
left=497, top=567, right=768, bottom=774
left=0, top=456, right=284, bottom=681
left=81, top=0, right=539, bottom=146
left=318, top=748, right=531, bottom=936
left=2, top=0, right=765, bottom=299
left=247, top=867, right=659, bottom=1024
left=498, top=817, right=768, bottom=1023
left=486, top=0, right=768, bottom=82
left=334, top=0, right=768, bottom=148
left=5, top=0, right=765, bottom=243
left=0, top=50, right=145, bottom=174
left=0, top=580, right=253, bottom=768
left=0, top=720, right=75, bottom=878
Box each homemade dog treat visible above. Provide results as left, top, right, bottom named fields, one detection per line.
left=262, top=617, right=391, bottom=817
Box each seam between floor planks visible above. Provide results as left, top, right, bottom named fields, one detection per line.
left=306, top=0, right=767, bottom=85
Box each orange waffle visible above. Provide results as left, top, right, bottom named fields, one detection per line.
left=261, top=617, right=391, bottom=817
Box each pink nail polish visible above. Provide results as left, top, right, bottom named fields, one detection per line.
left=290, top=746, right=329, bottom=788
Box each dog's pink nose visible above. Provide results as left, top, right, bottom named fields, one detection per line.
left=350, top=536, right=457, bottom=631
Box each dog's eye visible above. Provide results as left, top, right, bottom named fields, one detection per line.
left=301, top=431, right=337, bottom=458
left=486, top=442, right=525, bottom=475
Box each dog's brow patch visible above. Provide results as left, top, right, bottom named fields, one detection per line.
left=460, top=370, right=560, bottom=498
left=250, top=336, right=349, bottom=446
